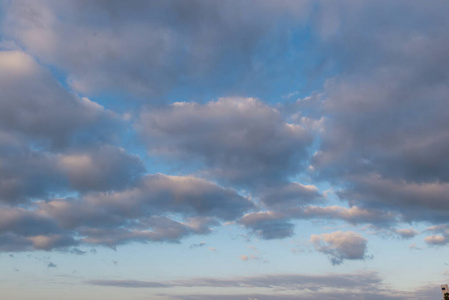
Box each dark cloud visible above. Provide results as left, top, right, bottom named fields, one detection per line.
left=311, top=231, right=369, bottom=265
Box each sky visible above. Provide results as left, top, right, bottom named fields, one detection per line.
left=0, top=0, right=449, bottom=299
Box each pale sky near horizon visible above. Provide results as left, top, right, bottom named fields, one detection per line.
left=0, top=1, right=449, bottom=299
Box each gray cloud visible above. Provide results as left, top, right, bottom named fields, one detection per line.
left=139, top=97, right=320, bottom=239
left=297, top=205, right=396, bottom=225
left=168, top=293, right=404, bottom=300
left=87, top=271, right=381, bottom=290
left=189, top=241, right=206, bottom=249
left=258, top=182, right=323, bottom=211
left=86, top=271, right=432, bottom=300
left=311, top=231, right=369, bottom=265
left=0, top=50, right=120, bottom=148
left=239, top=211, right=294, bottom=240
left=57, top=145, right=145, bottom=192
left=0, top=174, right=251, bottom=251
left=238, top=205, right=396, bottom=240
left=0, top=50, right=143, bottom=204
left=0, top=148, right=63, bottom=203
left=88, top=279, right=169, bottom=288
left=392, top=228, right=418, bottom=239
left=83, top=174, right=254, bottom=221
left=308, top=0, right=449, bottom=227
left=336, top=177, right=449, bottom=223
left=0, top=144, right=145, bottom=204
left=140, top=98, right=312, bottom=188
left=2, top=0, right=311, bottom=99
left=0, top=233, right=33, bottom=252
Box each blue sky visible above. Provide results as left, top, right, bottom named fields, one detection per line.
left=1, top=1, right=449, bottom=299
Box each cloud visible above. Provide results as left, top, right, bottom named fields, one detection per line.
left=0, top=50, right=120, bottom=147
left=1, top=0, right=311, bottom=99
left=424, top=235, right=448, bottom=246
left=336, top=177, right=449, bottom=223
left=0, top=174, right=252, bottom=251
left=57, top=145, right=145, bottom=192
left=189, top=241, right=206, bottom=249
left=0, top=144, right=145, bottom=204
left=393, top=228, right=418, bottom=239
left=421, top=225, right=449, bottom=246
left=311, top=231, right=369, bottom=265
left=0, top=50, right=141, bottom=204
left=88, top=271, right=435, bottom=300
left=307, top=0, right=449, bottom=228
left=88, top=279, right=169, bottom=288
left=240, top=246, right=267, bottom=263
left=167, top=293, right=404, bottom=300
left=87, top=270, right=381, bottom=291
left=297, top=205, right=396, bottom=225
left=82, top=174, right=254, bottom=222
left=258, top=182, right=323, bottom=210
left=239, top=211, right=294, bottom=240
left=238, top=205, right=396, bottom=240
left=139, top=98, right=312, bottom=188
left=0, top=148, right=64, bottom=204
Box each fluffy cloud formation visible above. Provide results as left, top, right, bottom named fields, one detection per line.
left=57, top=145, right=144, bottom=192
left=0, top=50, right=142, bottom=204
left=0, top=145, right=144, bottom=204
left=239, top=205, right=396, bottom=240
left=309, top=0, right=449, bottom=227
left=1, top=0, right=311, bottom=98
left=0, top=50, right=119, bottom=147
left=140, top=98, right=312, bottom=188
left=0, top=0, right=447, bottom=266
left=0, top=174, right=252, bottom=251
left=311, top=231, right=369, bottom=265
left=239, top=211, right=294, bottom=240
